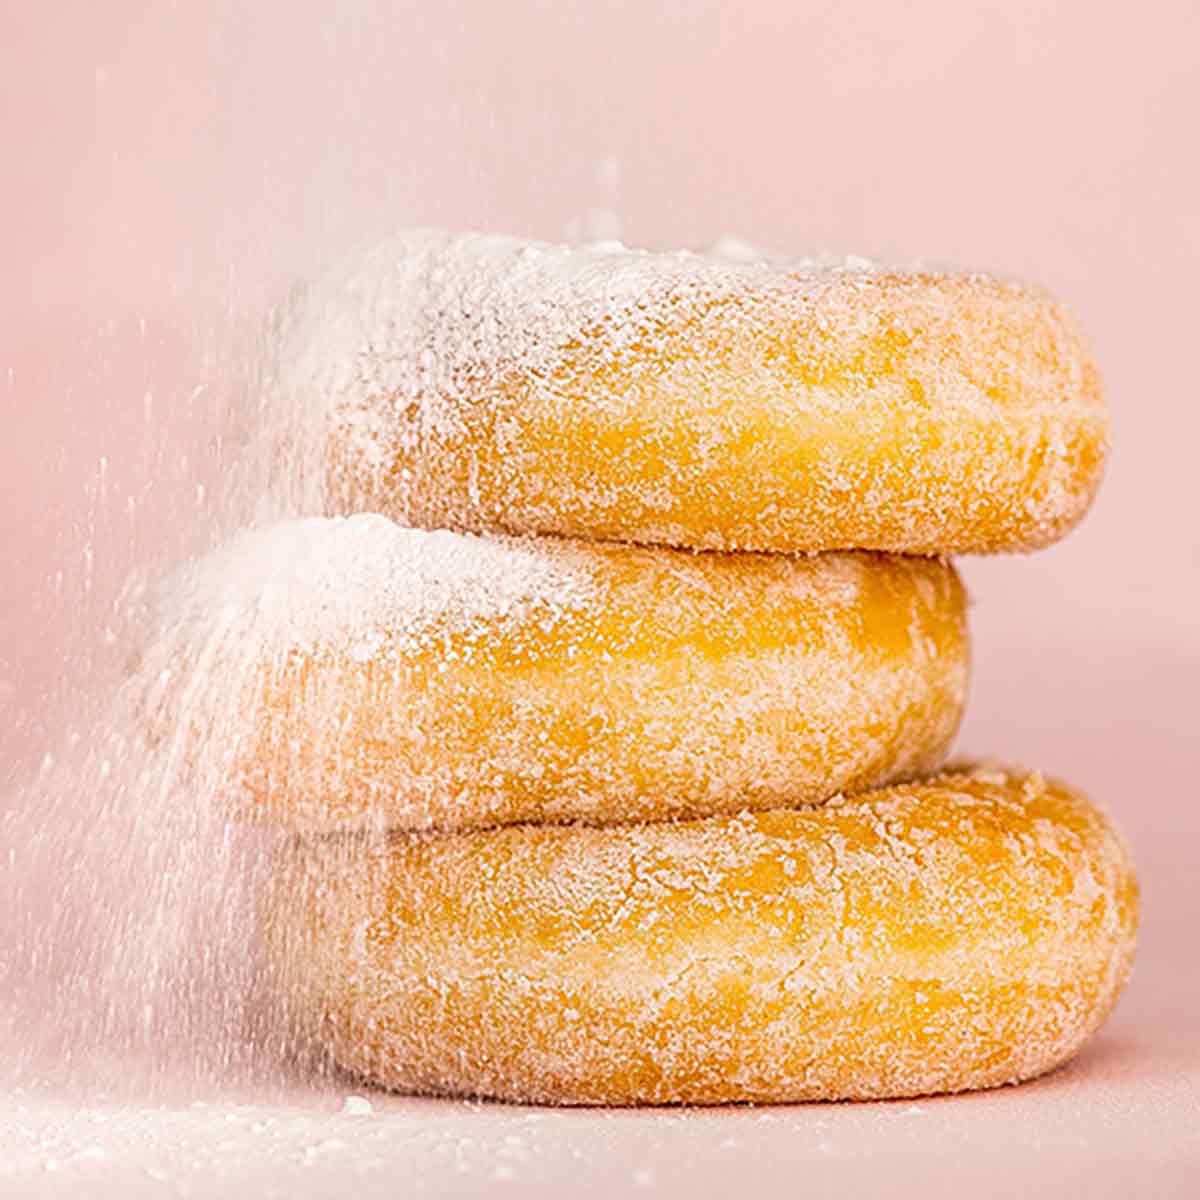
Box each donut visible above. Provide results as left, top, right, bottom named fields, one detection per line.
left=259, top=230, right=1108, bottom=554
left=135, top=515, right=968, bottom=832
left=265, top=766, right=1137, bottom=1105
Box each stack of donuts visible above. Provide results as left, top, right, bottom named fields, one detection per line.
left=173, top=232, right=1137, bottom=1104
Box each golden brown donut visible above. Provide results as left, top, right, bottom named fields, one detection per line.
left=265, top=766, right=1137, bottom=1105
left=137, top=515, right=968, bottom=832
left=261, top=230, right=1108, bottom=554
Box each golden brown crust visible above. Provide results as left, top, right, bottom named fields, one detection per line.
left=138, top=516, right=964, bottom=835
left=136, top=518, right=968, bottom=833
left=265, top=766, right=1137, bottom=1105
left=264, top=232, right=1108, bottom=554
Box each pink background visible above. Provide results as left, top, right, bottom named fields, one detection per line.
left=2, top=1, right=1198, bottom=1194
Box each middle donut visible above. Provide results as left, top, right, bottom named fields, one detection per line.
left=139, top=515, right=969, bottom=833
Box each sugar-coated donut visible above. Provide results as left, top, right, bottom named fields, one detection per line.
left=136, top=515, right=968, bottom=832
left=259, top=230, right=1108, bottom=554
left=266, top=766, right=1137, bottom=1105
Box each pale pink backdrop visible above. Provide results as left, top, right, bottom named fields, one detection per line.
left=2, top=1, right=1197, bottom=1194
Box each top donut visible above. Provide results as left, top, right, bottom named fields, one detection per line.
left=261, top=230, right=1108, bottom=554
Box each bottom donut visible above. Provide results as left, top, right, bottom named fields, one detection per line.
left=265, top=766, right=1138, bottom=1105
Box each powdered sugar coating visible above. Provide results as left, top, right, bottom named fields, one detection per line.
left=267, top=766, right=1138, bottom=1105
left=131, top=516, right=968, bottom=833
left=257, top=229, right=1108, bottom=553
left=140, top=513, right=597, bottom=664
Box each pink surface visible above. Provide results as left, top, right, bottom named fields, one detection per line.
left=3, top=1, right=1199, bottom=1194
